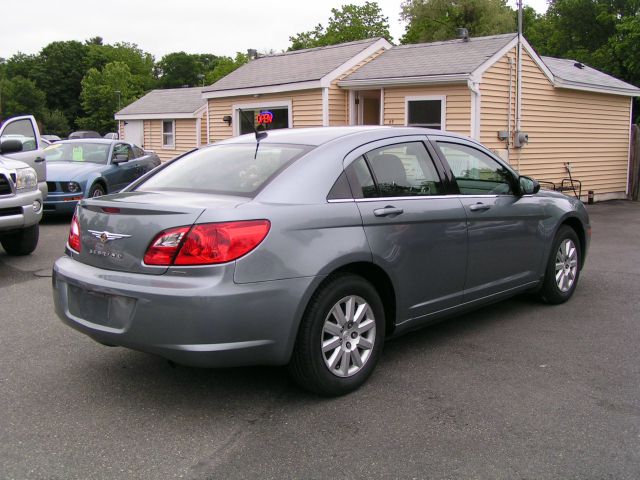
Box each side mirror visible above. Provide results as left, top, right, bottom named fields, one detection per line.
left=112, top=154, right=129, bottom=163
left=519, top=176, right=540, bottom=195
left=0, top=139, right=24, bottom=154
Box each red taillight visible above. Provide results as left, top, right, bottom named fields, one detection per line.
left=144, top=220, right=270, bottom=266
left=143, top=226, right=190, bottom=265
left=68, top=212, right=81, bottom=252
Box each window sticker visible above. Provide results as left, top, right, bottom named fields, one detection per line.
left=72, top=147, right=84, bottom=161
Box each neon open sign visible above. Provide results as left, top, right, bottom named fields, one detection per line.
left=256, top=111, right=274, bottom=125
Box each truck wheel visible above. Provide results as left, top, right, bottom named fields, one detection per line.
left=0, top=224, right=39, bottom=256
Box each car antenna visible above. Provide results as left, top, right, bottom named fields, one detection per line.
left=238, top=109, right=268, bottom=159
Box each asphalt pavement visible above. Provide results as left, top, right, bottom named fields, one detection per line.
left=1, top=201, right=639, bottom=479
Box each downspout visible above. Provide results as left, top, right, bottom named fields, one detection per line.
left=508, top=56, right=514, bottom=149
left=516, top=2, right=523, bottom=135
left=206, top=100, right=210, bottom=144
left=322, top=87, right=329, bottom=127
left=468, top=79, right=481, bottom=140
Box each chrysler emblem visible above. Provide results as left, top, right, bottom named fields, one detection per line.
left=88, top=229, right=132, bottom=244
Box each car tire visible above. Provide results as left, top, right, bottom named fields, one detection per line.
left=88, top=183, right=106, bottom=197
left=0, top=224, right=39, bottom=256
left=538, top=225, right=581, bottom=304
left=288, top=273, right=385, bottom=396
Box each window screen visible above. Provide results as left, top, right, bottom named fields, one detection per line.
left=407, top=100, right=442, bottom=129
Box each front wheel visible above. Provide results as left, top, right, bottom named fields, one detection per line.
left=88, top=183, right=105, bottom=197
left=288, top=274, right=385, bottom=396
left=538, top=225, right=581, bottom=304
left=0, top=224, right=39, bottom=256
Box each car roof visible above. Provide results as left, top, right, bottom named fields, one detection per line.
left=55, top=139, right=123, bottom=145
left=218, top=126, right=478, bottom=147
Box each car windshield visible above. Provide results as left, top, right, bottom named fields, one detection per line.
left=136, top=143, right=312, bottom=196
left=44, top=142, right=110, bottom=164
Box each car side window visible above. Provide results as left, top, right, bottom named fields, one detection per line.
left=133, top=146, right=145, bottom=157
left=364, top=142, right=443, bottom=197
left=113, top=143, right=134, bottom=160
left=437, top=142, right=514, bottom=195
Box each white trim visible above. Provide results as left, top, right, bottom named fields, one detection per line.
left=206, top=101, right=210, bottom=145
left=203, top=80, right=320, bottom=99
left=626, top=98, right=633, bottom=196
left=193, top=104, right=207, bottom=117
left=231, top=99, right=293, bottom=136
left=319, top=38, right=392, bottom=87
left=404, top=95, right=446, bottom=130
left=322, top=87, right=329, bottom=126
left=162, top=120, right=175, bottom=149
left=470, top=35, right=519, bottom=82
left=196, top=116, right=201, bottom=147
left=520, top=37, right=555, bottom=84
left=379, top=88, right=385, bottom=126
left=116, top=112, right=198, bottom=120
left=468, top=80, right=481, bottom=140
left=339, top=74, right=468, bottom=89
left=348, top=90, right=356, bottom=126
left=553, top=79, right=640, bottom=97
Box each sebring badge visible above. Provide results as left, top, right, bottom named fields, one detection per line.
left=88, top=230, right=131, bottom=244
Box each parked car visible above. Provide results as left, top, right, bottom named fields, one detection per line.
left=0, top=115, right=47, bottom=199
left=52, top=127, right=590, bottom=395
left=41, top=134, right=61, bottom=142
left=68, top=130, right=101, bottom=140
left=43, top=139, right=161, bottom=214
left=0, top=115, right=46, bottom=255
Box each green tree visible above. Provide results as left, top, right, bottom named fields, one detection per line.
left=41, top=109, right=71, bottom=137
left=77, top=61, right=142, bottom=134
left=31, top=41, right=90, bottom=126
left=400, top=0, right=515, bottom=44
left=86, top=41, right=156, bottom=91
left=289, top=2, right=391, bottom=50
left=0, top=76, right=46, bottom=120
left=156, top=52, right=220, bottom=88
left=205, top=53, right=248, bottom=84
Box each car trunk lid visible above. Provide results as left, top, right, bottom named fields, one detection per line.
left=75, top=191, right=249, bottom=274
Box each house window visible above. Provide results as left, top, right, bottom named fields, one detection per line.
left=406, top=97, right=445, bottom=129
left=162, top=120, right=175, bottom=148
left=237, top=106, right=290, bottom=135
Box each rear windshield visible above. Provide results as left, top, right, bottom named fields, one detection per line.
left=136, top=143, right=312, bottom=196
left=44, top=142, right=110, bottom=164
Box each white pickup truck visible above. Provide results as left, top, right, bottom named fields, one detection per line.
left=0, top=115, right=47, bottom=255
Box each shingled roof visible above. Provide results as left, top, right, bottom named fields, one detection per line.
left=115, top=87, right=206, bottom=119
left=202, top=38, right=390, bottom=96
left=541, top=56, right=640, bottom=96
left=340, top=34, right=517, bottom=85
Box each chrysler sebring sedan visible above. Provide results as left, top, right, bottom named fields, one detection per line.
left=52, top=127, right=590, bottom=396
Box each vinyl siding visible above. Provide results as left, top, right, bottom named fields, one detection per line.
left=481, top=48, right=632, bottom=196
left=142, top=118, right=198, bottom=162
left=207, top=90, right=323, bottom=142
left=382, top=85, right=472, bottom=136
left=330, top=48, right=387, bottom=126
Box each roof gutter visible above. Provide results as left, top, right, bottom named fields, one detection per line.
left=553, top=78, right=640, bottom=97
left=202, top=80, right=321, bottom=99
left=115, top=112, right=199, bottom=120
left=338, top=74, right=469, bottom=89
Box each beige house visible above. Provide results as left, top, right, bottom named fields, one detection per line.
left=115, top=87, right=207, bottom=162
left=202, top=34, right=639, bottom=201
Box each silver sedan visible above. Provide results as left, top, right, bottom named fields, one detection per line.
left=52, top=126, right=590, bottom=396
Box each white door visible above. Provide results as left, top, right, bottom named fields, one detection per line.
left=124, top=120, right=144, bottom=147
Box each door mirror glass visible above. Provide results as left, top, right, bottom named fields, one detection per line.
left=519, top=176, right=540, bottom=195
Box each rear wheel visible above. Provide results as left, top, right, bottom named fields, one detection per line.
left=0, top=224, right=39, bottom=256
left=288, top=274, right=385, bottom=396
left=538, top=225, right=581, bottom=304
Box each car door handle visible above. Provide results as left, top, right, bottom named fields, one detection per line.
left=469, top=203, right=491, bottom=212
left=34, top=156, right=45, bottom=163
left=373, top=206, right=404, bottom=217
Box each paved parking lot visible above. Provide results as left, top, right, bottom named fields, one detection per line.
left=1, top=201, right=639, bottom=479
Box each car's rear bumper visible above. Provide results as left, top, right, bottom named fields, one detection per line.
left=52, top=255, right=316, bottom=367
